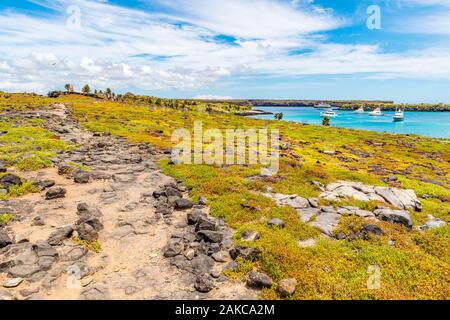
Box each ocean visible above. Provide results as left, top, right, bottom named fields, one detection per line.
left=251, top=106, right=450, bottom=138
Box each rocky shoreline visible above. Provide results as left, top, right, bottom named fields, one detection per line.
left=234, top=109, right=273, bottom=116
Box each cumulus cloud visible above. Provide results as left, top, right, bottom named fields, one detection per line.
left=0, top=0, right=450, bottom=93
left=80, top=57, right=103, bottom=74
left=32, top=52, right=59, bottom=65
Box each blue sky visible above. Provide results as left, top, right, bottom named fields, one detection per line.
left=1, top=0, right=450, bottom=102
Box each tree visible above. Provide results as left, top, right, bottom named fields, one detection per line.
left=322, top=116, right=330, bottom=126
left=274, top=112, right=284, bottom=120
left=106, top=88, right=112, bottom=98
left=64, top=83, right=72, bottom=92
left=82, top=84, right=91, bottom=94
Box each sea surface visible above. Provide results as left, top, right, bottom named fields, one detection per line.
left=251, top=106, right=450, bottom=138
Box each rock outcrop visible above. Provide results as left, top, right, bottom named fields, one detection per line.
left=0, top=174, right=22, bottom=190
left=420, top=215, right=447, bottom=231
left=263, top=180, right=424, bottom=237
left=246, top=271, right=273, bottom=289
left=159, top=184, right=255, bottom=295
left=320, top=181, right=422, bottom=212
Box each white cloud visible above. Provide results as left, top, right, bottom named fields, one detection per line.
left=32, top=52, right=59, bottom=65
left=193, top=95, right=234, bottom=100
left=13, top=58, right=35, bottom=70
left=156, top=0, right=343, bottom=38
left=405, top=0, right=450, bottom=6
left=0, top=0, right=450, bottom=94
left=80, top=57, right=103, bottom=73
left=393, top=11, right=450, bottom=35
left=387, top=0, right=450, bottom=34
left=0, top=61, right=11, bottom=71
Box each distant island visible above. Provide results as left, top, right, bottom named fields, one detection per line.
left=195, top=99, right=450, bottom=112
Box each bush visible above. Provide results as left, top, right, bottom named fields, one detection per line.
left=82, top=84, right=91, bottom=94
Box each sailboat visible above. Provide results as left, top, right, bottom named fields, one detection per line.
left=355, top=106, right=365, bottom=114
left=393, top=109, right=404, bottom=122
left=369, top=107, right=383, bottom=116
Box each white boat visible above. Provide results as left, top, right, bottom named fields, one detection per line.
left=321, top=109, right=337, bottom=118
left=369, top=107, right=383, bottom=116
left=393, top=109, right=404, bottom=122
left=315, top=102, right=332, bottom=109
left=355, top=106, right=365, bottom=113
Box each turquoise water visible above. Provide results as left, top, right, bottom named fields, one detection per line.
left=252, top=107, right=450, bottom=138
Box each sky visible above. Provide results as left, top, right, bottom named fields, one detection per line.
left=1, top=0, right=450, bottom=103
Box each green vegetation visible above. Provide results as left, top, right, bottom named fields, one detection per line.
left=0, top=109, right=71, bottom=199
left=67, top=161, right=93, bottom=172
left=1, top=180, right=40, bottom=200
left=0, top=92, right=448, bottom=299
left=0, top=118, right=71, bottom=171
left=274, top=112, right=284, bottom=120
left=0, top=92, right=53, bottom=111
left=0, top=213, right=15, bottom=226
left=64, top=83, right=74, bottom=92
left=71, top=236, right=102, bottom=253
left=114, top=92, right=251, bottom=113
left=82, top=84, right=91, bottom=94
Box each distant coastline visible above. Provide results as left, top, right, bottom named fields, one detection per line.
left=202, top=99, right=450, bottom=112
left=234, top=109, right=273, bottom=116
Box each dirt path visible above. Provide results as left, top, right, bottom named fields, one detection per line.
left=0, top=105, right=256, bottom=300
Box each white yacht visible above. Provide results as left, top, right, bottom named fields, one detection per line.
left=321, top=109, right=337, bottom=118
left=369, top=107, right=383, bottom=116
left=315, top=102, right=332, bottom=109
left=393, top=109, right=404, bottom=122
left=355, top=106, right=365, bottom=113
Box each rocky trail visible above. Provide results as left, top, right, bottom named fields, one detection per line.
left=0, top=105, right=256, bottom=300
